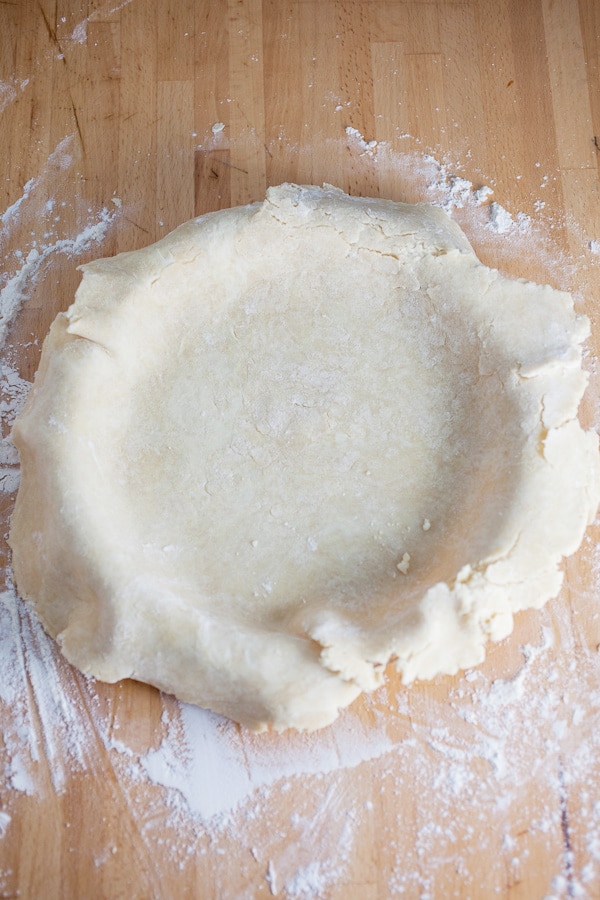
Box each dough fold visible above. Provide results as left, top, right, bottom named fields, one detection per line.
left=9, top=184, right=600, bottom=731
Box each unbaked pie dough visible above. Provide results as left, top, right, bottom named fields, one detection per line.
left=9, top=184, right=600, bottom=731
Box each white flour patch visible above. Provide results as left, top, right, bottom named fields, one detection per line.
left=0, top=78, right=29, bottom=115
left=0, top=131, right=118, bottom=350
left=135, top=702, right=395, bottom=822
left=0, top=583, right=96, bottom=794
left=0, top=178, right=36, bottom=234
left=377, top=142, right=579, bottom=293
left=0, top=207, right=116, bottom=349
left=345, top=126, right=378, bottom=157
left=425, top=156, right=494, bottom=214
left=0, top=82, right=17, bottom=114
left=284, top=859, right=343, bottom=898
left=69, top=0, right=135, bottom=44
left=0, top=362, right=31, bottom=493
left=0, top=135, right=75, bottom=240
left=0, top=811, right=11, bottom=838
left=488, top=200, right=515, bottom=234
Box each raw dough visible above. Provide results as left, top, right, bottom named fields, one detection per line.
left=9, top=184, right=600, bottom=731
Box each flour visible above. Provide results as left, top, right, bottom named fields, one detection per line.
left=0, top=133, right=118, bottom=350
left=0, top=813, right=11, bottom=838
left=0, top=78, right=29, bottom=116
left=0, top=177, right=36, bottom=232
left=424, top=157, right=494, bottom=214
left=0, top=362, right=31, bottom=493
left=0, top=208, right=115, bottom=349
left=0, top=584, right=97, bottom=794
left=135, top=700, right=395, bottom=822
left=1, top=132, right=600, bottom=898
left=0, top=82, right=17, bottom=115
left=2, top=543, right=600, bottom=896
left=68, top=0, right=135, bottom=44
left=488, top=200, right=515, bottom=234
left=485, top=200, right=534, bottom=237
left=285, top=860, right=338, bottom=898
left=345, top=126, right=378, bottom=157
left=0, top=135, right=74, bottom=238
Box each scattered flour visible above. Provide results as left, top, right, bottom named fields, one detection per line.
left=285, top=861, right=338, bottom=898
left=68, top=0, right=135, bottom=44
left=474, top=185, right=494, bottom=205
left=482, top=199, right=532, bottom=239
left=0, top=78, right=29, bottom=115
left=425, top=157, right=493, bottom=213
left=0, top=82, right=17, bottom=115
left=345, top=126, right=378, bottom=157
left=0, top=208, right=116, bottom=349
left=0, top=584, right=95, bottom=794
left=3, top=563, right=600, bottom=897
left=0, top=362, right=30, bottom=493
left=0, top=132, right=118, bottom=350
left=1, top=129, right=600, bottom=898
left=0, top=812, right=11, bottom=838
left=0, top=135, right=75, bottom=237
left=137, top=699, right=395, bottom=822
left=488, top=200, right=515, bottom=234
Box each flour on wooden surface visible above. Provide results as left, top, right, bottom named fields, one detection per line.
left=345, top=126, right=378, bottom=157
left=0, top=78, right=29, bottom=116
left=488, top=200, right=515, bottom=234
left=1, top=131, right=600, bottom=898
left=0, top=208, right=115, bottom=349
left=68, top=0, right=135, bottom=44
left=0, top=362, right=30, bottom=493
left=0, top=133, right=118, bottom=351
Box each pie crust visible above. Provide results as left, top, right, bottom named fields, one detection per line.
left=9, top=184, right=600, bottom=731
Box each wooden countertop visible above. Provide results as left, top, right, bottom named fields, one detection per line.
left=2, top=1, right=600, bottom=897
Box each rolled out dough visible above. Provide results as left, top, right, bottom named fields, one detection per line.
left=9, top=184, right=600, bottom=731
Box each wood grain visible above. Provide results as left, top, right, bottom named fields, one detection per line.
left=1, top=1, right=600, bottom=898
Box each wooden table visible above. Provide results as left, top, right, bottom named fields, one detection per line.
left=2, top=1, right=600, bottom=897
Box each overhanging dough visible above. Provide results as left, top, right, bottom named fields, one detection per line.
left=9, top=184, right=600, bottom=731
